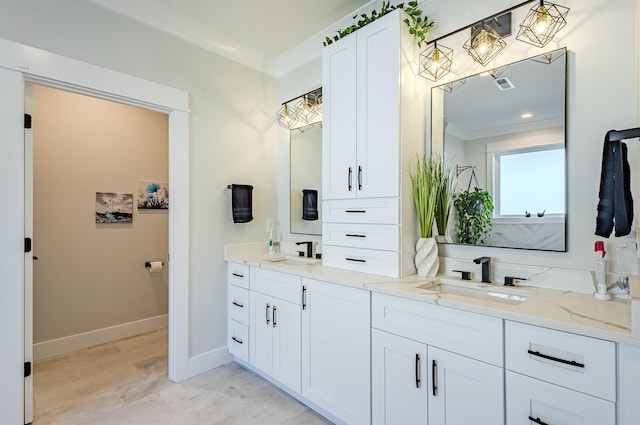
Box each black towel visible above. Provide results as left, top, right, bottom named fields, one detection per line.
left=595, top=132, right=633, bottom=237
left=302, top=189, right=318, bottom=221
left=231, top=184, right=253, bottom=223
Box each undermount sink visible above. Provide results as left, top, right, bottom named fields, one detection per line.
left=417, top=278, right=529, bottom=305
left=265, top=255, right=321, bottom=266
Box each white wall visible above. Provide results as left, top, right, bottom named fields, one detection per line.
left=32, top=85, right=169, bottom=347
left=277, top=0, right=639, bottom=273
left=0, top=0, right=278, bottom=365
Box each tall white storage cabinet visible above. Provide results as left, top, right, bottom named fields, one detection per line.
left=322, top=9, right=425, bottom=278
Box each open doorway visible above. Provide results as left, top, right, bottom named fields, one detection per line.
left=28, top=84, right=170, bottom=422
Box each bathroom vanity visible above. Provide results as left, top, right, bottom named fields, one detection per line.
left=226, top=243, right=640, bottom=425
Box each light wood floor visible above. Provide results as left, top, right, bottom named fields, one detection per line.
left=33, top=329, right=332, bottom=424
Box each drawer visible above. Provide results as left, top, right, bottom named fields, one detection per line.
left=505, top=321, right=616, bottom=401
left=323, top=198, right=399, bottom=224
left=228, top=320, right=249, bottom=362
left=250, top=268, right=301, bottom=304
left=372, top=293, right=503, bottom=366
left=228, top=285, right=249, bottom=325
left=323, top=245, right=400, bottom=278
left=506, top=371, right=615, bottom=425
left=323, top=223, right=399, bottom=251
left=227, top=262, right=250, bottom=289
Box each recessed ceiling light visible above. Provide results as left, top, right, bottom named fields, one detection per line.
left=521, top=113, right=533, bottom=118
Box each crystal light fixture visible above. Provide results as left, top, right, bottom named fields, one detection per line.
left=419, top=41, right=453, bottom=81
left=517, top=0, right=569, bottom=48
left=463, top=24, right=507, bottom=67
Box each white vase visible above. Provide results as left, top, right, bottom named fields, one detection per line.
left=415, top=237, right=439, bottom=277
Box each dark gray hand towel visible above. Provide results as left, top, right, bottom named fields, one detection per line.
left=595, top=132, right=633, bottom=237
left=302, top=189, right=318, bottom=221
left=231, top=184, right=253, bottom=223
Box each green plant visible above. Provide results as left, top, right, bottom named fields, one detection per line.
left=454, top=187, right=494, bottom=245
left=323, top=1, right=434, bottom=48
left=435, top=157, right=456, bottom=236
left=409, top=154, right=440, bottom=238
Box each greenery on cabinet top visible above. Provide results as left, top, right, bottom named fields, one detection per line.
left=323, top=1, right=434, bottom=48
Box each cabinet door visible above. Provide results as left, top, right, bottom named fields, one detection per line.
left=249, top=291, right=273, bottom=374
left=356, top=14, right=400, bottom=198
left=322, top=34, right=357, bottom=200
left=372, top=329, right=427, bottom=425
left=506, top=371, right=615, bottom=425
left=272, top=299, right=301, bottom=393
left=428, top=347, right=504, bottom=425
left=301, top=278, right=371, bottom=425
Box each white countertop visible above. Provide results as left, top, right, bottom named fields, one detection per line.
left=225, top=243, right=639, bottom=345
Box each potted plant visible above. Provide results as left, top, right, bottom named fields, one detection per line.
left=453, top=187, right=494, bottom=245
left=435, top=157, right=456, bottom=243
left=409, top=154, right=440, bottom=277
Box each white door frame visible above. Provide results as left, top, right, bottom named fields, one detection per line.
left=0, top=37, right=190, bottom=425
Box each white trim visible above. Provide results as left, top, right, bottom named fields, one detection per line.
left=187, top=347, right=233, bottom=379
left=33, top=315, right=168, bottom=361
left=0, top=36, right=191, bottom=423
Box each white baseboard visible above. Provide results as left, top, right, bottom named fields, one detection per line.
left=186, top=346, right=232, bottom=379
left=34, top=314, right=168, bottom=361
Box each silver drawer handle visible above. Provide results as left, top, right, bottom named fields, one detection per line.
left=527, top=349, right=584, bottom=368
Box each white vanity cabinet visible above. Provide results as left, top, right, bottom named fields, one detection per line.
left=505, top=321, right=616, bottom=425
left=227, top=262, right=250, bottom=362
left=321, top=8, right=424, bottom=278
left=249, top=268, right=302, bottom=393
left=371, top=293, right=504, bottom=425
left=301, top=277, right=371, bottom=425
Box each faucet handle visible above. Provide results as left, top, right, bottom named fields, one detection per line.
left=453, top=270, right=472, bottom=280
left=504, top=276, right=526, bottom=286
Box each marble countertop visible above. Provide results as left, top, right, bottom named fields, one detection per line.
left=225, top=243, right=639, bottom=345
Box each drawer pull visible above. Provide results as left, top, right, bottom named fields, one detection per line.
left=528, top=416, right=550, bottom=425
left=346, top=257, right=366, bottom=263
left=348, top=167, right=353, bottom=191
left=232, top=272, right=244, bottom=278
left=231, top=336, right=243, bottom=345
left=432, top=359, right=438, bottom=396
left=345, top=210, right=366, bottom=213
left=415, top=354, right=421, bottom=388
left=527, top=349, right=584, bottom=368
left=232, top=301, right=244, bottom=308
left=272, top=305, right=277, bottom=328
left=266, top=303, right=271, bottom=325
left=346, top=234, right=366, bottom=238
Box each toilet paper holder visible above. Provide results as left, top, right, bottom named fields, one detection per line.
left=145, top=261, right=165, bottom=268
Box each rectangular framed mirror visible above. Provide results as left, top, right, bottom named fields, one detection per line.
left=290, top=125, right=322, bottom=235
left=431, top=48, right=567, bottom=251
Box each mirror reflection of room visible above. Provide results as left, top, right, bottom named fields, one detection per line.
left=434, top=48, right=566, bottom=251
left=290, top=125, right=322, bottom=235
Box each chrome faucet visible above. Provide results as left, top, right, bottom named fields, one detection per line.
left=473, top=256, right=491, bottom=283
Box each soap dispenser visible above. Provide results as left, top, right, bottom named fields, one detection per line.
left=594, top=241, right=612, bottom=300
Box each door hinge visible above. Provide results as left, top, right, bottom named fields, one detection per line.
left=24, top=113, right=32, bottom=129
left=24, top=237, right=32, bottom=253
left=24, top=361, right=32, bottom=378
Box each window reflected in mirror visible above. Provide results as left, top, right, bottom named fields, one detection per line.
left=432, top=48, right=567, bottom=251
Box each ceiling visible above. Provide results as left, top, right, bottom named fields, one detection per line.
left=86, top=0, right=373, bottom=74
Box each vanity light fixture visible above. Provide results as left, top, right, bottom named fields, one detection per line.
left=517, top=0, right=570, bottom=48
left=419, top=41, right=453, bottom=81
left=463, top=15, right=510, bottom=67
left=276, top=87, right=322, bottom=132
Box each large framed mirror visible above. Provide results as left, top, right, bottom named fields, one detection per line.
left=432, top=48, right=567, bottom=251
left=290, top=125, right=322, bottom=235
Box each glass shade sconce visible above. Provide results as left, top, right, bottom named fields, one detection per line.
left=419, top=41, right=453, bottom=81
left=276, top=87, right=322, bottom=132
left=418, top=0, right=569, bottom=81
left=517, top=1, right=570, bottom=48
